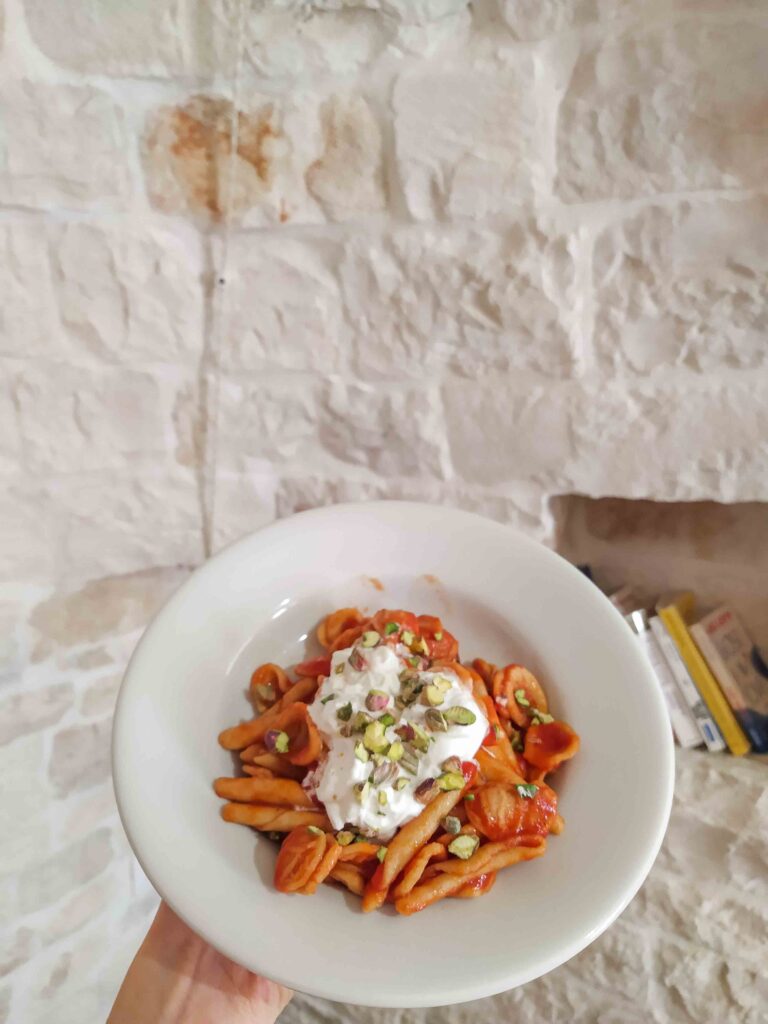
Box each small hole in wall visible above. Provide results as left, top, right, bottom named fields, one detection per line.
left=550, top=496, right=768, bottom=651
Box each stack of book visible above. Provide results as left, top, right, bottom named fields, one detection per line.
left=579, top=570, right=768, bottom=756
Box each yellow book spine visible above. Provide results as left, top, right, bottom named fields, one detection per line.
left=658, top=605, right=750, bottom=756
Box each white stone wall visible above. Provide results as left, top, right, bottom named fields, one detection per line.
left=1, top=1, right=767, bottom=1022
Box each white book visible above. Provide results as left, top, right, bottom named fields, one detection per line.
left=649, top=615, right=725, bottom=752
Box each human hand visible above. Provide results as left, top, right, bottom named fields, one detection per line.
left=108, top=901, right=293, bottom=1024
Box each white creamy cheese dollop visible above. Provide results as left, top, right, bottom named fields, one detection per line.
left=307, top=641, right=487, bottom=840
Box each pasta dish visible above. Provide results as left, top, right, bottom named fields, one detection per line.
left=215, top=608, right=579, bottom=915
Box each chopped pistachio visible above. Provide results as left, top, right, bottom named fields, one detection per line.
left=379, top=712, right=395, bottom=728
left=335, top=830, right=355, bottom=846
left=408, top=656, right=421, bottom=668
left=396, top=723, right=415, bottom=741
left=414, top=778, right=439, bottom=804
left=437, top=771, right=465, bottom=791
left=365, top=689, right=390, bottom=712
left=394, top=777, right=409, bottom=791
left=514, top=688, right=531, bottom=707
left=351, top=710, right=373, bottom=733
left=372, top=759, right=398, bottom=786
left=401, top=630, right=415, bottom=646
left=320, top=693, right=335, bottom=704
left=448, top=834, right=480, bottom=860
left=387, top=741, right=404, bottom=762
left=442, top=815, right=461, bottom=835
left=411, top=723, right=431, bottom=752
left=361, top=630, right=381, bottom=648
left=433, top=631, right=443, bottom=641
left=424, top=708, right=448, bottom=733
left=441, top=755, right=462, bottom=773
left=376, top=845, right=388, bottom=863
left=354, top=741, right=370, bottom=763
left=334, top=663, right=345, bottom=675
left=423, top=684, right=445, bottom=707
left=255, top=683, right=276, bottom=703
left=443, top=706, right=476, bottom=726
left=353, top=834, right=368, bottom=843
left=273, top=731, right=290, bottom=754
left=415, top=637, right=430, bottom=655
left=400, top=752, right=419, bottom=775
left=533, top=711, right=554, bottom=724
left=354, top=781, right=371, bottom=803
left=348, top=648, right=367, bottom=671
left=336, top=702, right=353, bottom=722
left=384, top=622, right=399, bottom=636
left=377, top=790, right=388, bottom=807
left=363, top=720, right=389, bottom=753
left=432, top=675, right=452, bottom=693
left=516, top=782, right=539, bottom=799
left=307, top=825, right=325, bottom=836
left=464, top=793, right=476, bottom=802
left=493, top=724, right=503, bottom=740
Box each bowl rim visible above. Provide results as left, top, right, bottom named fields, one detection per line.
left=112, top=500, right=675, bottom=1007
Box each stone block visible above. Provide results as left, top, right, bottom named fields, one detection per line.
left=593, top=199, right=768, bottom=373
left=60, top=783, right=119, bottom=846
left=0, top=683, right=73, bottom=747
left=556, top=21, right=768, bottom=200
left=80, top=674, right=122, bottom=719
left=12, top=363, right=185, bottom=476
left=0, top=82, right=130, bottom=208
left=0, top=734, right=51, bottom=874
left=393, top=60, right=541, bottom=219
left=0, top=927, right=34, bottom=979
left=42, top=873, right=116, bottom=946
left=24, top=0, right=191, bottom=75
left=210, top=472, right=276, bottom=553
left=306, top=95, right=386, bottom=221
left=341, top=223, right=576, bottom=381
left=221, top=234, right=347, bottom=374
left=17, top=828, right=112, bottom=914
left=443, top=380, right=572, bottom=485
left=29, top=568, right=189, bottom=649
left=49, top=719, right=112, bottom=796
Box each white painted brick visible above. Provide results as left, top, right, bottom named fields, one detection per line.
left=79, top=674, right=122, bottom=719
left=0, top=735, right=51, bottom=874
left=49, top=719, right=112, bottom=797
left=555, top=20, right=768, bottom=201
left=593, top=198, right=768, bottom=373
left=0, top=684, right=73, bottom=747
left=17, top=829, right=112, bottom=915
left=0, top=83, right=130, bottom=209
left=24, top=0, right=191, bottom=76
left=394, top=61, right=542, bottom=219
left=341, top=223, right=576, bottom=380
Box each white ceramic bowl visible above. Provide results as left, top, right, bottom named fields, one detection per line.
left=112, top=501, right=674, bottom=1008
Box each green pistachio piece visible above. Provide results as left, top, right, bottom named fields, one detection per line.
left=384, top=622, right=399, bottom=636
left=354, top=781, right=371, bottom=803
left=379, top=712, right=395, bottom=728
left=442, top=815, right=461, bottom=835
left=336, top=702, right=353, bottom=722
left=387, top=741, right=404, bottom=762
left=432, top=675, right=452, bottom=693
left=411, top=723, right=431, bottom=752
left=434, top=631, right=443, bottom=641
left=533, top=711, right=554, bottom=724
left=441, top=755, right=462, bottom=773
left=354, top=741, right=370, bottom=763
left=448, top=834, right=480, bottom=860
left=320, top=693, right=335, bottom=704
left=514, top=688, right=531, bottom=707
left=307, top=825, right=325, bottom=836
left=408, top=656, right=421, bottom=668
left=336, top=830, right=355, bottom=846
left=464, top=793, right=476, bottom=802
left=515, top=783, right=538, bottom=799
left=363, top=720, right=389, bottom=754
left=437, top=771, right=465, bottom=791
left=351, top=710, right=373, bottom=733
left=365, top=689, right=390, bottom=712
left=443, top=706, right=477, bottom=726
left=361, top=630, right=381, bottom=648
left=423, top=684, right=445, bottom=707
left=377, top=790, right=388, bottom=807
left=425, top=708, right=448, bottom=732
left=334, top=663, right=345, bottom=675
left=273, top=731, right=290, bottom=753
left=401, top=630, right=415, bottom=646
left=376, top=845, right=388, bottom=862
left=394, top=777, right=409, bottom=791
left=416, top=637, right=430, bottom=655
